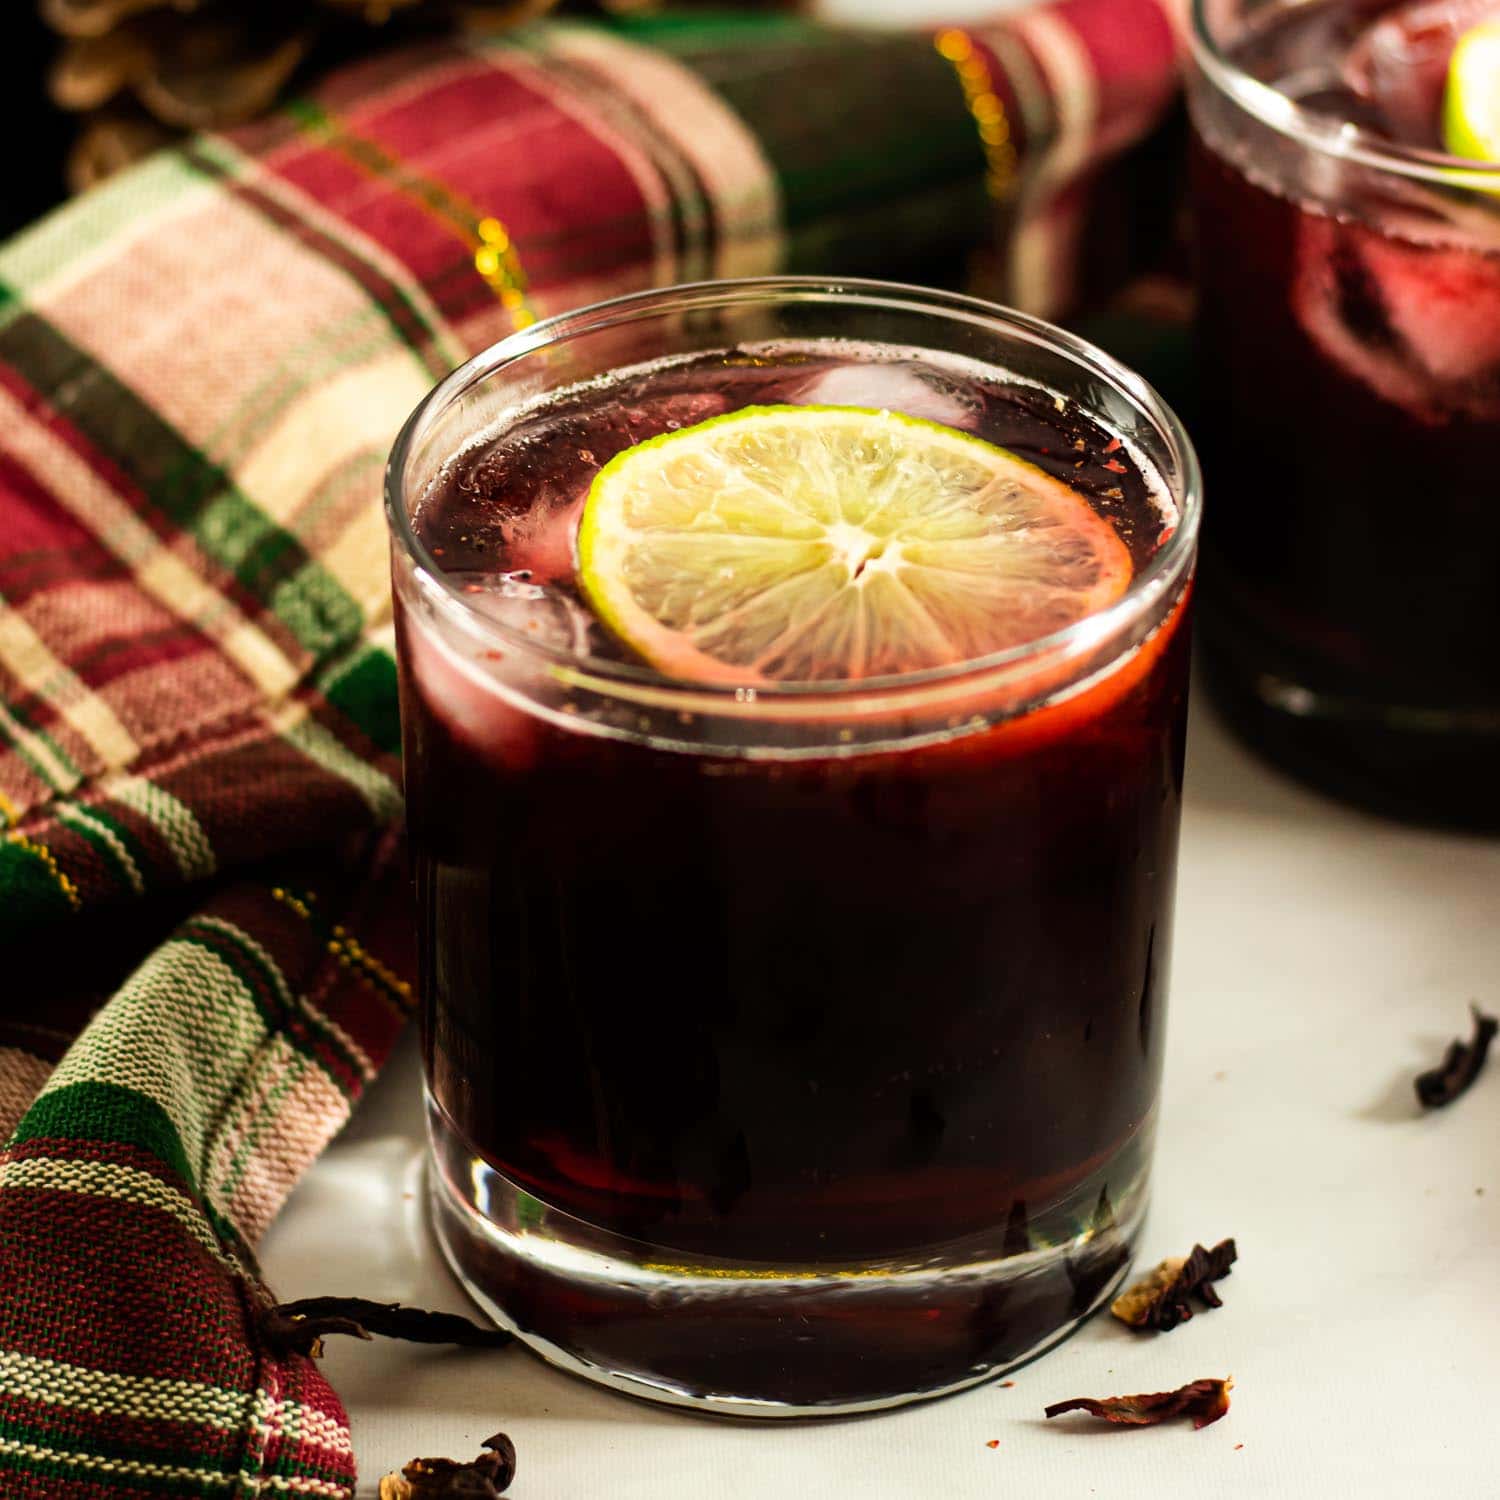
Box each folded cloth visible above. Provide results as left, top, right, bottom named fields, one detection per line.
left=0, top=7, right=1182, bottom=1495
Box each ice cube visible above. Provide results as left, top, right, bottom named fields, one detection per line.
left=1342, top=0, right=1500, bottom=144
left=494, top=493, right=585, bottom=587
left=592, top=391, right=731, bottom=448
left=1293, top=213, right=1500, bottom=420
left=449, top=570, right=595, bottom=655
left=786, top=361, right=981, bottom=430
left=403, top=618, right=542, bottom=771
left=1360, top=233, right=1500, bottom=383
left=649, top=392, right=733, bottom=431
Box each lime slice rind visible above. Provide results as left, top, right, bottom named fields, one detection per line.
left=577, top=403, right=1132, bottom=687
left=1444, top=19, right=1500, bottom=164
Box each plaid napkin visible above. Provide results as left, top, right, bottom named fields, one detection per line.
left=0, top=7, right=1182, bottom=1495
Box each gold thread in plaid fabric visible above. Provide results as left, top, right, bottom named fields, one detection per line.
left=284, top=99, right=536, bottom=330
left=327, top=924, right=411, bottom=1002
left=936, top=29, right=1019, bottom=201
left=473, top=219, right=533, bottom=329
left=3, top=831, right=81, bottom=908
left=270, top=884, right=413, bottom=1008
left=272, top=886, right=314, bottom=920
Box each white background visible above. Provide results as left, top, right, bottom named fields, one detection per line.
left=264, top=690, right=1500, bottom=1497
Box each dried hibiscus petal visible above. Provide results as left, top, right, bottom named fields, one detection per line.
left=1415, top=1006, right=1497, bottom=1108
left=261, top=1297, right=512, bottom=1360
left=379, top=1432, right=517, bottom=1499
left=1045, top=1377, right=1232, bottom=1429
left=1111, top=1238, right=1238, bottom=1331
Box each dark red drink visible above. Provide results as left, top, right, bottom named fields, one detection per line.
left=1190, top=0, right=1500, bottom=826
left=387, top=283, right=1199, bottom=1414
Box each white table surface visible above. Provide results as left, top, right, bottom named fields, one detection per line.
left=262, top=690, right=1500, bottom=1498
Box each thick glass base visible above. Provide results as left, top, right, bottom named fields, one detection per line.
left=1201, top=624, right=1500, bottom=833
left=427, top=1097, right=1145, bottom=1417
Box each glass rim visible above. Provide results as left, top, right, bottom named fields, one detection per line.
left=384, top=275, right=1201, bottom=708
left=1189, top=0, right=1500, bottom=187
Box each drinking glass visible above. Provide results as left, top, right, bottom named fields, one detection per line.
left=1190, top=0, right=1500, bottom=826
left=386, top=278, right=1201, bottom=1415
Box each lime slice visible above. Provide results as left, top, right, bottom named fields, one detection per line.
left=1444, top=18, right=1500, bottom=162
left=576, top=404, right=1133, bottom=685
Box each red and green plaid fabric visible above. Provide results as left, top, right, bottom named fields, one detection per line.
left=0, top=8, right=1183, bottom=1495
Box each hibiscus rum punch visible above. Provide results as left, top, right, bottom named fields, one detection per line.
left=1190, top=0, right=1500, bottom=825
left=386, top=280, right=1201, bottom=1415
